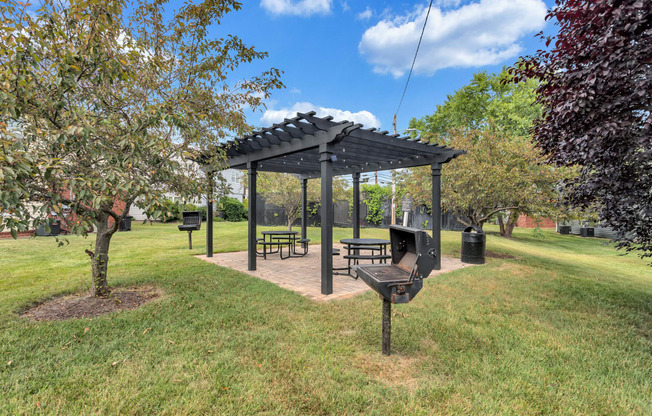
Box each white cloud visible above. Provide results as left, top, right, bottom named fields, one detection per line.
left=261, top=102, right=381, bottom=128
left=289, top=87, right=301, bottom=94
left=260, top=0, right=332, bottom=16
left=357, top=7, right=373, bottom=20
left=359, top=0, right=547, bottom=78
left=436, top=0, right=462, bottom=8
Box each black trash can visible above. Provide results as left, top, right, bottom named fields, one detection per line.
left=461, top=226, right=485, bottom=264
left=558, top=225, right=571, bottom=235
left=579, top=227, right=594, bottom=237
left=119, top=216, right=133, bottom=231
left=50, top=220, right=61, bottom=236
left=36, top=220, right=61, bottom=236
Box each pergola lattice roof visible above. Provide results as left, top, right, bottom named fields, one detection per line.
left=218, top=112, right=464, bottom=177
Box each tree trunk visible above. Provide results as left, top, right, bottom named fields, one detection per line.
left=89, top=213, right=114, bottom=297
left=287, top=217, right=293, bottom=231
left=500, top=210, right=519, bottom=238
left=498, top=214, right=506, bottom=237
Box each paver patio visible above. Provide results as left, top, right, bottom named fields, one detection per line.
left=197, top=244, right=472, bottom=301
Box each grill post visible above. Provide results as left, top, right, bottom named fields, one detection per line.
left=382, top=298, right=391, bottom=356
left=188, top=230, right=192, bottom=250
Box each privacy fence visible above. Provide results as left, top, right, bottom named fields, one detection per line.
left=254, top=196, right=467, bottom=231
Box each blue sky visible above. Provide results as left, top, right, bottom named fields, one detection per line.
left=216, top=0, right=555, bottom=134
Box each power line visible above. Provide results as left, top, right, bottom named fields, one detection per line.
left=395, top=0, right=434, bottom=118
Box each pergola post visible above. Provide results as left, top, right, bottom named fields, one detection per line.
left=320, top=144, right=334, bottom=295
left=352, top=172, right=360, bottom=239
left=301, top=178, right=308, bottom=240
left=206, top=171, right=214, bottom=257
left=248, top=161, right=258, bottom=271
left=206, top=170, right=215, bottom=257
left=431, top=163, right=442, bottom=270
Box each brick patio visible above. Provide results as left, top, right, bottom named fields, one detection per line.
left=197, top=244, right=471, bottom=302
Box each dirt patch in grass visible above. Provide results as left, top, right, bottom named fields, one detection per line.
left=457, top=249, right=516, bottom=259
left=354, top=353, right=421, bottom=390
left=486, top=250, right=517, bottom=259
left=21, top=286, right=161, bottom=321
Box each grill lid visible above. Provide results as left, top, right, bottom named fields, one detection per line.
left=389, top=225, right=437, bottom=279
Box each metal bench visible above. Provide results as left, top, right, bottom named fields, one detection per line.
left=289, top=238, right=311, bottom=257
left=256, top=239, right=292, bottom=259
left=178, top=211, right=201, bottom=249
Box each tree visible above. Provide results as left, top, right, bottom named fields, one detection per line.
left=409, top=68, right=542, bottom=142
left=511, top=0, right=651, bottom=259
left=0, top=0, right=283, bottom=296
left=404, top=69, right=569, bottom=237
left=256, top=173, right=350, bottom=230
left=361, top=184, right=391, bottom=225
left=396, top=129, right=567, bottom=234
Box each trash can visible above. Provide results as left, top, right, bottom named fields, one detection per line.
left=119, top=216, right=133, bottom=231
left=50, top=220, right=61, bottom=236
left=558, top=225, right=571, bottom=235
left=579, top=227, right=594, bottom=237
left=461, top=226, right=485, bottom=264
left=36, top=220, right=61, bottom=236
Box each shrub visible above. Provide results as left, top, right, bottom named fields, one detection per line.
left=159, top=199, right=183, bottom=222
left=221, top=197, right=246, bottom=222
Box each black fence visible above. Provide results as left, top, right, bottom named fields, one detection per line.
left=255, top=196, right=466, bottom=231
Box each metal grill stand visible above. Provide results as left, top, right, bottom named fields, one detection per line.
left=382, top=298, right=391, bottom=356
left=354, top=225, right=438, bottom=356
left=178, top=211, right=202, bottom=250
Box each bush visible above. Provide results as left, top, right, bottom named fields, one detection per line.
left=221, top=197, right=246, bottom=222
left=159, top=199, right=183, bottom=222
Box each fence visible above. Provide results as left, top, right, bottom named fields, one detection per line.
left=255, top=196, right=466, bottom=231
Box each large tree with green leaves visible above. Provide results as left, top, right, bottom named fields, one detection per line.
left=404, top=69, right=570, bottom=237
left=0, top=0, right=283, bottom=296
left=410, top=68, right=542, bottom=142
left=396, top=128, right=568, bottom=234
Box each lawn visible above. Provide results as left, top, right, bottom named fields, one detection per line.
left=0, top=222, right=650, bottom=415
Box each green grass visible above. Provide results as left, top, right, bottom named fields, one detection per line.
left=0, top=222, right=650, bottom=415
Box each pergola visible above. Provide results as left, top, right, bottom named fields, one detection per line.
left=203, top=112, right=464, bottom=295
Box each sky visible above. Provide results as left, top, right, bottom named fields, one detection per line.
left=214, top=0, right=555, bottom=137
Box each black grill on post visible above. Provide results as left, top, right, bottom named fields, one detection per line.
left=178, top=211, right=202, bottom=249
left=353, top=225, right=438, bottom=355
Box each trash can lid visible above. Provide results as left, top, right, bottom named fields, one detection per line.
left=463, top=226, right=483, bottom=234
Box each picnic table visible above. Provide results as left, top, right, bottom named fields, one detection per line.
left=257, top=231, right=300, bottom=259
left=334, top=238, right=391, bottom=277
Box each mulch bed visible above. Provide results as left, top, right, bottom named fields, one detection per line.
left=21, top=286, right=161, bottom=321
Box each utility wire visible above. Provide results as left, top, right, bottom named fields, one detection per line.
left=395, top=0, right=434, bottom=117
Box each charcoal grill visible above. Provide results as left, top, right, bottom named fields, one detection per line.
left=178, top=211, right=202, bottom=249
left=353, top=225, right=438, bottom=355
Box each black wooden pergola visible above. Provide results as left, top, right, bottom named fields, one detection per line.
left=203, top=112, right=464, bottom=295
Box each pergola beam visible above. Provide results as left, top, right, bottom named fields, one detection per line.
left=300, top=153, right=461, bottom=179
left=227, top=122, right=354, bottom=168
